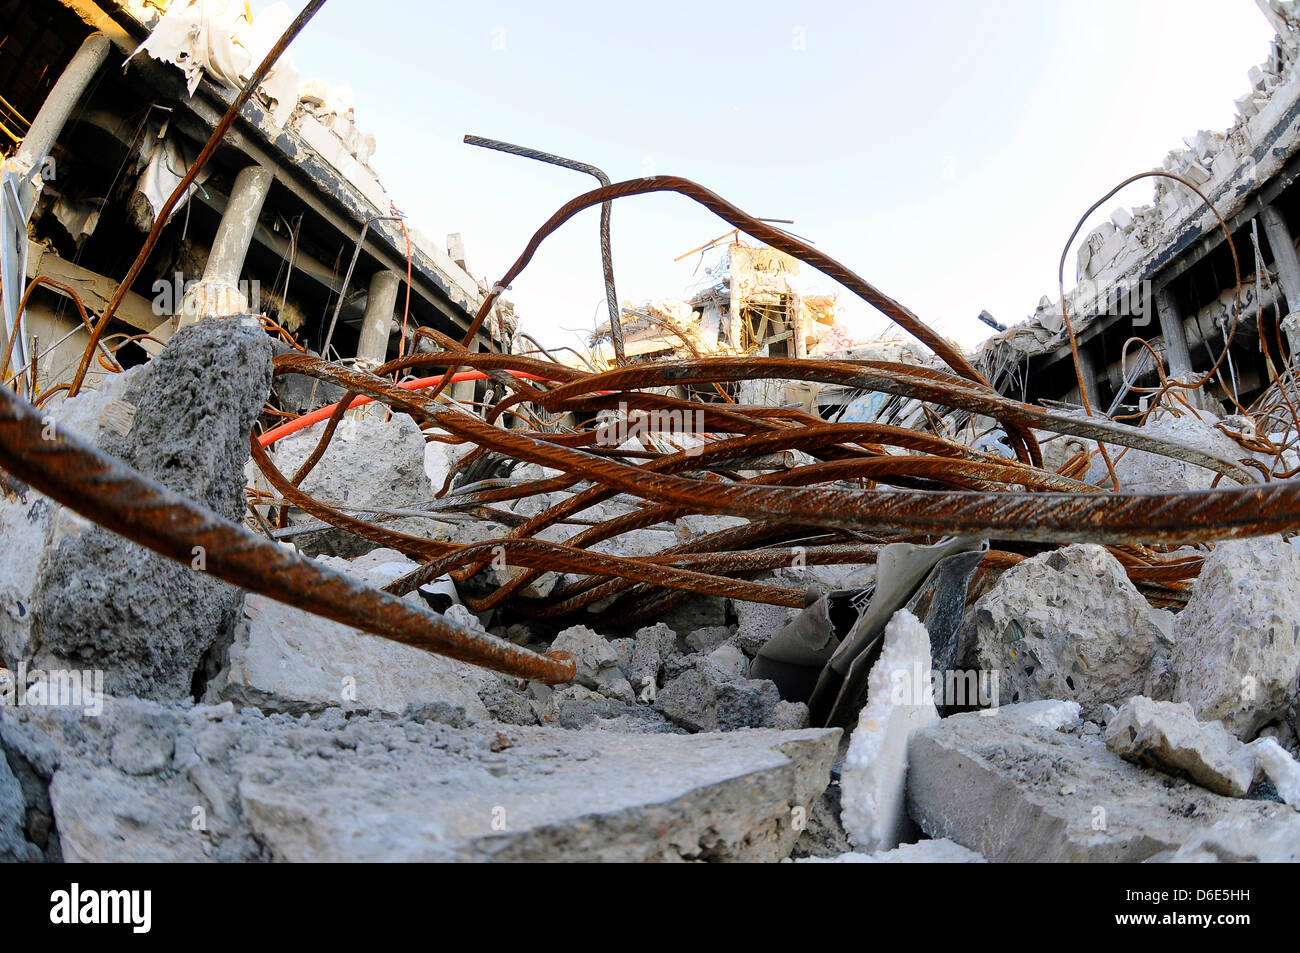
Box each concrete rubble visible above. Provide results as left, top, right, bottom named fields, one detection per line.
left=1, top=697, right=838, bottom=862
left=1104, top=696, right=1258, bottom=797
left=8, top=1, right=1300, bottom=870
left=1, top=319, right=271, bottom=701
left=1171, top=536, right=1300, bottom=739
left=907, top=707, right=1300, bottom=863
left=965, top=544, right=1171, bottom=720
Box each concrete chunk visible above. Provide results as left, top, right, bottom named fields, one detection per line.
left=1105, top=696, right=1256, bottom=797
left=206, top=591, right=489, bottom=720
left=0, top=318, right=272, bottom=700
left=1171, top=536, right=1300, bottom=739
left=966, top=544, right=1167, bottom=720
left=907, top=708, right=1300, bottom=862
left=1252, top=736, right=1300, bottom=809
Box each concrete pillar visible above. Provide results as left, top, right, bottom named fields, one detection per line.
left=1154, top=288, right=1200, bottom=383
left=178, top=165, right=273, bottom=324
left=1261, top=206, right=1300, bottom=309
left=14, top=33, right=112, bottom=172
left=1261, top=205, right=1300, bottom=363
left=356, top=270, right=400, bottom=366
left=1066, top=346, right=1101, bottom=409
left=451, top=341, right=480, bottom=405
left=2, top=33, right=112, bottom=375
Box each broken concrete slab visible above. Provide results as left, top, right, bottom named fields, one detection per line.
left=4, top=697, right=839, bottom=863
left=907, top=707, right=1300, bottom=862
left=1105, top=696, right=1257, bottom=797
left=794, top=838, right=987, bottom=863
left=1251, top=736, right=1300, bottom=808
left=0, top=317, right=272, bottom=701
left=840, top=609, right=938, bottom=852
left=966, top=544, right=1168, bottom=720
left=1171, top=536, right=1300, bottom=740
left=204, top=590, right=489, bottom=720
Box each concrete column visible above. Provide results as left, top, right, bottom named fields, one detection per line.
left=1066, top=346, right=1101, bottom=409
left=1261, top=206, right=1300, bottom=314
left=178, top=165, right=273, bottom=324
left=2, top=33, right=112, bottom=373
left=1154, top=289, right=1197, bottom=380
left=1261, top=205, right=1300, bottom=364
left=356, top=270, right=400, bottom=366
left=451, top=341, right=481, bottom=405
left=14, top=33, right=112, bottom=172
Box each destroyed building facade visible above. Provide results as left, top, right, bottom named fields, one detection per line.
left=1, top=0, right=512, bottom=409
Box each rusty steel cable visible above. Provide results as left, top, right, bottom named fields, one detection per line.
left=0, top=381, right=575, bottom=683
left=264, top=354, right=1300, bottom=547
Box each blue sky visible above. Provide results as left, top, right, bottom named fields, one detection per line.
left=278, top=1, right=1277, bottom=351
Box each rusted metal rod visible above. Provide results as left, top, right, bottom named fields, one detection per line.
left=0, top=382, right=575, bottom=683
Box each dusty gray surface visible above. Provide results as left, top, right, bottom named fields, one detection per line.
left=1, top=697, right=839, bottom=863
left=907, top=707, right=1300, bottom=862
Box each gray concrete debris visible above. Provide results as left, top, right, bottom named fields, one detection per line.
left=735, top=597, right=801, bottom=656
left=261, top=409, right=446, bottom=558
left=686, top=625, right=734, bottom=654
left=794, top=838, right=988, bottom=863
left=1084, top=410, right=1255, bottom=492
left=966, top=544, right=1169, bottom=720
left=1171, top=536, right=1300, bottom=740
left=0, top=317, right=271, bottom=701
left=205, top=576, right=489, bottom=720
left=1, top=698, right=839, bottom=863
left=627, top=622, right=680, bottom=697
left=1159, top=815, right=1300, bottom=862
left=707, top=642, right=750, bottom=678
left=1251, top=736, right=1300, bottom=809
left=1104, top=696, right=1257, bottom=797
left=540, top=685, right=680, bottom=734
left=907, top=707, right=1300, bottom=862
left=654, top=657, right=781, bottom=732
left=0, top=746, right=39, bottom=862
left=549, top=625, right=635, bottom=703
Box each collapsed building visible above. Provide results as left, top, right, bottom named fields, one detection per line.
left=1, top=0, right=513, bottom=409
left=980, top=0, right=1300, bottom=419
left=1, top=0, right=1300, bottom=865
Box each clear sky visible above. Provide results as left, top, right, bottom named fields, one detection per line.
left=276, top=0, right=1277, bottom=352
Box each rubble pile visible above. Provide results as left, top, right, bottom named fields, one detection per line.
left=6, top=2, right=1300, bottom=866
left=3, top=317, right=1300, bottom=865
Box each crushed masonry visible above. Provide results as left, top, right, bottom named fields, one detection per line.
left=4, top=0, right=1300, bottom=865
